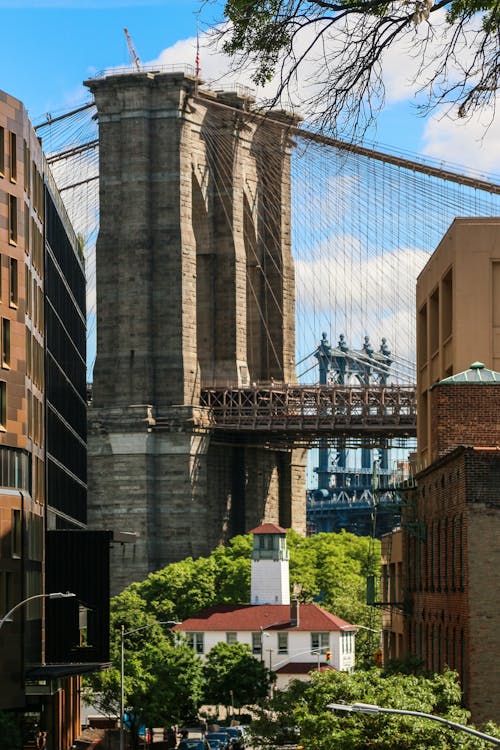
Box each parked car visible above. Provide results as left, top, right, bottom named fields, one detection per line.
left=226, top=727, right=247, bottom=750
left=206, top=731, right=231, bottom=750
left=206, top=739, right=225, bottom=750
left=178, top=739, right=211, bottom=750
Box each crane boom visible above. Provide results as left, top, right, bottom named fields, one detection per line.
left=124, top=28, right=141, bottom=72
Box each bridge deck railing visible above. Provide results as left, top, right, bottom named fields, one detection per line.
left=200, top=383, right=416, bottom=432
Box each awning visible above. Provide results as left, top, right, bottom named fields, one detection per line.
left=26, top=662, right=111, bottom=679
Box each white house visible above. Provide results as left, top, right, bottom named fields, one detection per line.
left=176, top=524, right=357, bottom=689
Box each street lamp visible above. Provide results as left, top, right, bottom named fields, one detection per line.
left=120, top=620, right=180, bottom=750
left=328, top=702, right=500, bottom=746
left=0, top=592, right=76, bottom=631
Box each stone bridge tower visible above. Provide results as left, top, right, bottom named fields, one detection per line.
left=85, top=71, right=306, bottom=594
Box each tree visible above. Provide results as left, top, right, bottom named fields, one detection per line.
left=83, top=597, right=204, bottom=750
left=218, top=0, right=500, bottom=137
left=116, top=530, right=380, bottom=665
left=203, top=642, right=271, bottom=709
left=252, top=668, right=499, bottom=749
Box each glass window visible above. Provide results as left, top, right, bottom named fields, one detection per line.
left=0, top=381, right=5, bottom=428
left=9, top=132, right=17, bottom=182
left=311, top=632, right=329, bottom=653
left=9, top=195, right=17, bottom=243
left=2, top=319, right=10, bottom=367
left=278, top=632, right=288, bottom=654
left=0, top=127, right=4, bottom=176
left=226, top=632, right=237, bottom=644
left=252, top=632, right=262, bottom=654
left=12, top=508, right=22, bottom=557
left=342, top=631, right=354, bottom=654
left=9, top=258, right=17, bottom=306
left=186, top=632, right=204, bottom=654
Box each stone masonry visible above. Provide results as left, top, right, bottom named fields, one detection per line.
left=85, top=71, right=306, bottom=594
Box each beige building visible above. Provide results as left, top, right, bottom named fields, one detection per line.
left=416, top=217, right=500, bottom=468
left=396, top=216, right=500, bottom=725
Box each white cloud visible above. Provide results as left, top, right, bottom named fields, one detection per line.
left=421, top=103, right=500, bottom=175
left=146, top=21, right=500, bottom=178
left=294, top=243, right=429, bottom=374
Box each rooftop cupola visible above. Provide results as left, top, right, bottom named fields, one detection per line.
left=249, top=523, right=290, bottom=605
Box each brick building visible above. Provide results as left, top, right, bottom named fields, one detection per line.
left=381, top=216, right=500, bottom=726
left=0, top=87, right=47, bottom=713
left=403, top=366, right=500, bottom=724
left=0, top=89, right=110, bottom=750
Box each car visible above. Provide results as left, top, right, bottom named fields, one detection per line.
left=225, top=727, right=247, bottom=750
left=206, top=739, right=224, bottom=750
left=178, top=740, right=211, bottom=750
left=205, top=731, right=231, bottom=750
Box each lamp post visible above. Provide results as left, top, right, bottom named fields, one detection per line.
left=328, top=702, right=500, bottom=746
left=119, top=620, right=179, bottom=750
left=0, top=592, right=76, bottom=631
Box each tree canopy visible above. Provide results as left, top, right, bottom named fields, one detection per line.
left=203, top=642, right=271, bottom=708
left=83, top=597, right=204, bottom=748
left=252, top=668, right=500, bottom=749
left=218, top=0, right=500, bottom=136
left=113, top=530, right=381, bottom=666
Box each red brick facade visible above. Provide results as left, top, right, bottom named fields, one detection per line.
left=404, top=380, right=500, bottom=725
left=430, top=384, right=500, bottom=462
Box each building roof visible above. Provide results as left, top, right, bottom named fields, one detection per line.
left=275, top=662, right=337, bottom=675
left=435, top=361, right=500, bottom=386
left=248, top=523, right=287, bottom=535
left=175, top=603, right=356, bottom=632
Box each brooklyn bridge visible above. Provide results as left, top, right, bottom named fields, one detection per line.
left=38, top=66, right=500, bottom=591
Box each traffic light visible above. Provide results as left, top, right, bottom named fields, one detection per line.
left=325, top=649, right=332, bottom=663
left=373, top=649, right=383, bottom=667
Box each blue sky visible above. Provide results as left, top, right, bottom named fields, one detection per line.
left=1, top=1, right=217, bottom=121
left=1, top=0, right=499, bottom=173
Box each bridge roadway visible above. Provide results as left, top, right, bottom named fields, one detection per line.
left=198, top=383, right=417, bottom=447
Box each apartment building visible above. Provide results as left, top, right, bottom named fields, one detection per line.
left=0, top=90, right=110, bottom=750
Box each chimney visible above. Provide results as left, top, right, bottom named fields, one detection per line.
left=290, top=598, right=300, bottom=627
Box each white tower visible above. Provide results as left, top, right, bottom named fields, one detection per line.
left=250, top=523, right=290, bottom=605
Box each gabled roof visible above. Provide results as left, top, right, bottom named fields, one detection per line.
left=434, top=361, right=500, bottom=387
left=248, top=523, right=287, bottom=535
left=175, top=603, right=356, bottom=632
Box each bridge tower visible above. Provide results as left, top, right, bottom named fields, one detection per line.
left=309, top=333, right=397, bottom=537
left=84, top=71, right=306, bottom=593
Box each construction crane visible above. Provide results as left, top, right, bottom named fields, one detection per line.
left=124, top=28, right=141, bottom=72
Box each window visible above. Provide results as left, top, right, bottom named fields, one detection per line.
left=23, top=141, right=30, bottom=194
left=12, top=508, right=22, bottom=556
left=8, top=195, right=17, bottom=243
left=9, top=132, right=17, bottom=182
left=342, top=631, right=354, bottom=654
left=311, top=632, right=329, bottom=653
left=24, top=205, right=30, bottom=253
left=9, top=258, right=17, bottom=306
left=252, top=632, right=262, bottom=655
left=0, top=571, right=13, bottom=615
left=0, top=381, right=6, bottom=428
left=278, top=632, right=288, bottom=654
left=186, top=632, right=204, bottom=654
left=226, top=632, right=237, bottom=645
left=0, top=127, right=4, bottom=176
left=2, top=318, right=10, bottom=367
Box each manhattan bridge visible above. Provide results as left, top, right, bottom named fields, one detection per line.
left=36, top=66, right=500, bottom=540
